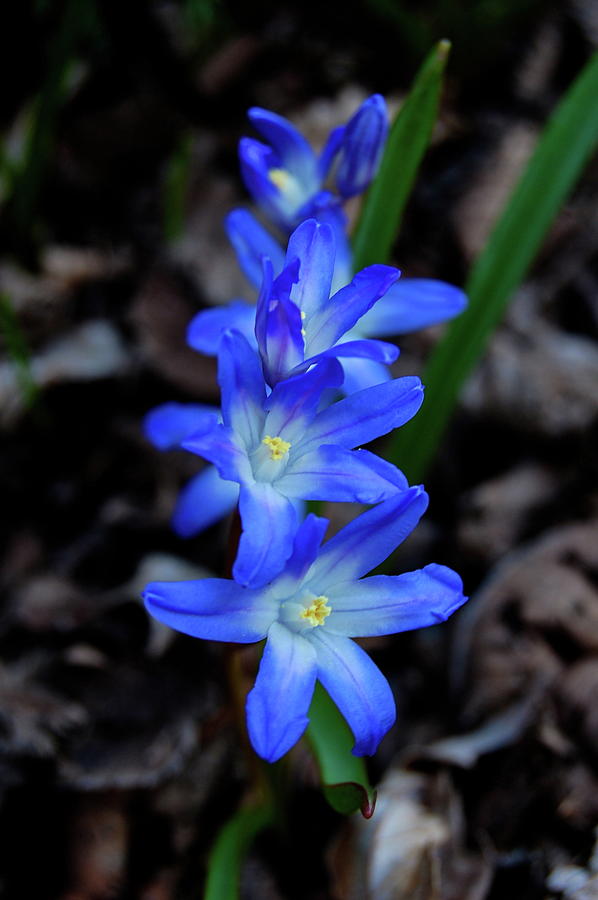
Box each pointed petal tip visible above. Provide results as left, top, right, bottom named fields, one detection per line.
left=238, top=135, right=265, bottom=156
left=254, top=715, right=310, bottom=763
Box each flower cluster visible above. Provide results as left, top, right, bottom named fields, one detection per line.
left=143, top=95, right=468, bottom=762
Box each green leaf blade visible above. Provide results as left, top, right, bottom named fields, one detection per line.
left=306, top=683, right=376, bottom=818
left=0, top=293, right=39, bottom=409
left=352, top=40, right=451, bottom=271
left=204, top=803, right=273, bottom=900
left=389, top=50, right=598, bottom=483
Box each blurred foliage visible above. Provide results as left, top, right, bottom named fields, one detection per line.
left=307, top=683, right=376, bottom=817
left=353, top=39, right=450, bottom=271
left=162, top=132, right=195, bottom=242
left=0, top=293, right=39, bottom=409
left=389, top=50, right=598, bottom=482
left=204, top=803, right=273, bottom=900
left=359, top=0, right=553, bottom=71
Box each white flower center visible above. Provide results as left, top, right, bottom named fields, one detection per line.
left=250, top=434, right=292, bottom=482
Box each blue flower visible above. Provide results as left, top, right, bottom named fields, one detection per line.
left=182, top=330, right=423, bottom=587
left=143, top=489, right=467, bottom=762
left=190, top=217, right=402, bottom=387
left=188, top=210, right=467, bottom=391
left=239, top=95, right=389, bottom=229
left=253, top=219, right=401, bottom=386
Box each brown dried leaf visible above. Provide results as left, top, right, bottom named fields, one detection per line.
left=130, top=267, right=218, bottom=398
left=329, top=771, right=492, bottom=900
left=455, top=520, right=598, bottom=722
left=63, top=793, right=129, bottom=900
left=462, top=323, right=598, bottom=435
left=0, top=659, right=87, bottom=757
left=556, top=659, right=598, bottom=754
left=459, top=463, right=557, bottom=560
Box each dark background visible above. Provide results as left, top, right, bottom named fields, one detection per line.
left=1, top=1, right=597, bottom=897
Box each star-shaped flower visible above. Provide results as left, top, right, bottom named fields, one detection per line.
left=188, top=210, right=467, bottom=391
left=144, top=489, right=467, bottom=762
left=182, top=329, right=423, bottom=587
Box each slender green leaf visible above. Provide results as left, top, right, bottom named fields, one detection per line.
left=388, top=50, right=598, bottom=482
left=204, top=803, right=273, bottom=900
left=352, top=40, right=450, bottom=271
left=306, top=683, right=376, bottom=818
left=163, top=132, right=194, bottom=242
left=0, top=294, right=39, bottom=409
left=12, top=0, right=78, bottom=232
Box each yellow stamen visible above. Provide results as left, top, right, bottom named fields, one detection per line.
left=269, top=168, right=291, bottom=191
left=262, top=434, right=291, bottom=461
left=300, top=311, right=306, bottom=320
left=301, top=596, right=331, bottom=627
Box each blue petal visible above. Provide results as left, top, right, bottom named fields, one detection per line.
left=324, top=565, right=467, bottom=636
left=297, top=376, right=424, bottom=454
left=225, top=209, right=285, bottom=288
left=187, top=302, right=257, bottom=356
left=143, top=578, right=276, bottom=643
left=358, top=279, right=468, bottom=337
left=171, top=467, right=240, bottom=538
left=335, top=94, right=388, bottom=198
left=144, top=402, right=218, bottom=450
left=300, top=197, right=352, bottom=293
left=239, top=137, right=279, bottom=202
left=246, top=622, right=317, bottom=762
left=234, top=482, right=297, bottom=588
left=248, top=107, right=318, bottom=188
left=285, top=219, right=335, bottom=320
left=263, top=357, right=344, bottom=445
left=306, top=265, right=399, bottom=356
left=254, top=256, right=274, bottom=360
left=318, top=124, right=345, bottom=180
left=260, top=296, right=305, bottom=386
left=272, top=256, right=301, bottom=301
left=309, top=487, right=429, bottom=588
left=182, top=421, right=252, bottom=484
left=340, top=357, right=391, bottom=394
left=280, top=513, right=329, bottom=583
left=218, top=330, right=266, bottom=449
left=298, top=338, right=398, bottom=375
left=317, top=208, right=354, bottom=293
left=310, top=629, right=395, bottom=755
left=278, top=445, right=405, bottom=503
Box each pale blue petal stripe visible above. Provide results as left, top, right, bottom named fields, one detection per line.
left=358, top=278, right=468, bottom=337
left=324, top=565, right=467, bottom=636
left=278, top=445, right=405, bottom=503
left=246, top=623, right=317, bottom=762
left=217, top=331, right=266, bottom=449
left=308, top=488, right=429, bottom=588
left=296, top=376, right=423, bottom=455
left=234, top=482, right=297, bottom=588
left=143, top=578, right=276, bottom=643
left=311, top=629, right=395, bottom=756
